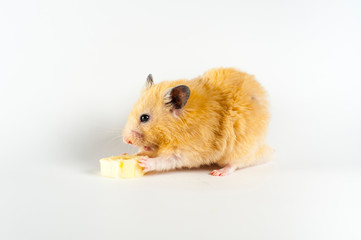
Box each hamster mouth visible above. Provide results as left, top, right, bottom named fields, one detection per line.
left=123, top=130, right=144, bottom=146
left=123, top=131, right=156, bottom=152
left=144, top=146, right=152, bottom=151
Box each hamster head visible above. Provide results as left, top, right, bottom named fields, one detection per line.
left=122, top=74, right=190, bottom=152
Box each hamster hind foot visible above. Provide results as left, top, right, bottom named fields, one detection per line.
left=210, top=164, right=237, bottom=177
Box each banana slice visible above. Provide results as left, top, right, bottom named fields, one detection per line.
left=99, top=154, right=144, bottom=178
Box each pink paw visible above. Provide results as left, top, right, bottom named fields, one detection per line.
left=137, top=156, right=153, bottom=172
left=210, top=164, right=236, bottom=176
left=210, top=169, right=227, bottom=176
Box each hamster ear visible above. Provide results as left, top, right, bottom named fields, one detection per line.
left=164, top=85, right=191, bottom=110
left=145, top=74, right=154, bottom=88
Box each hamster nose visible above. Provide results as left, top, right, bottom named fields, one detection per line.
left=123, top=136, right=133, bottom=145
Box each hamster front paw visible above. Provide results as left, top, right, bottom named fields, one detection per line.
left=137, top=156, right=155, bottom=172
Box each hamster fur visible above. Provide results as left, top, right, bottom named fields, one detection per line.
left=123, top=67, right=272, bottom=176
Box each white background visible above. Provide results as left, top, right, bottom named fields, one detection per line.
left=1, top=0, right=361, bottom=239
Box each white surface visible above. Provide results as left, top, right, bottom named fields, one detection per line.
left=1, top=0, right=361, bottom=239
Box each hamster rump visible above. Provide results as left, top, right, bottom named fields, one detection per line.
left=122, top=68, right=272, bottom=176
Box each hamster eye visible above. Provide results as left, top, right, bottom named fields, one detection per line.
left=140, top=114, right=150, bottom=123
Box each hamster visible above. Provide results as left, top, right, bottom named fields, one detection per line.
left=123, top=67, right=272, bottom=176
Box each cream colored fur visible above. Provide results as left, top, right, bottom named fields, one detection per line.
left=123, top=67, right=272, bottom=174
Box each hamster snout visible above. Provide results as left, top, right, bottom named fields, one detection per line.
left=123, top=130, right=143, bottom=145
left=123, top=137, right=132, bottom=145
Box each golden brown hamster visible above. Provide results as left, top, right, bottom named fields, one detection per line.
left=123, top=67, right=273, bottom=176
